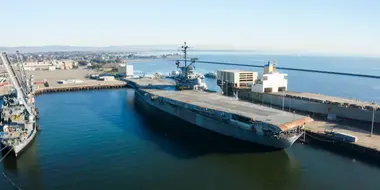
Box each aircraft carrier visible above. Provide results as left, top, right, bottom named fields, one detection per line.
left=130, top=43, right=312, bottom=149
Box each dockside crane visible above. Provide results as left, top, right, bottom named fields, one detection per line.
left=15, top=51, right=29, bottom=93
left=0, top=52, right=33, bottom=117
left=16, top=51, right=34, bottom=94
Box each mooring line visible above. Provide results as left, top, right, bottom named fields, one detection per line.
left=0, top=147, right=13, bottom=163
left=2, top=173, right=22, bottom=190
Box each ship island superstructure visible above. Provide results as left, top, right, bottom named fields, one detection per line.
left=130, top=42, right=312, bottom=149
left=0, top=52, right=39, bottom=157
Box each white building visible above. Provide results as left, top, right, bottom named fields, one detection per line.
left=217, top=70, right=258, bottom=88
left=251, top=63, right=288, bottom=93
left=23, top=61, right=51, bottom=67
left=99, top=76, right=115, bottom=81
left=117, top=63, right=134, bottom=77
left=23, top=67, right=36, bottom=71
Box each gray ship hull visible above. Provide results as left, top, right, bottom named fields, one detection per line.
left=1, top=123, right=37, bottom=157
left=13, top=123, right=37, bottom=157
left=135, top=89, right=302, bottom=149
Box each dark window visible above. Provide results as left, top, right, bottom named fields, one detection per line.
left=264, top=88, right=272, bottom=92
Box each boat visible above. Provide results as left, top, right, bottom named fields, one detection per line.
left=1, top=100, right=37, bottom=156
left=0, top=52, right=39, bottom=157
left=134, top=42, right=306, bottom=149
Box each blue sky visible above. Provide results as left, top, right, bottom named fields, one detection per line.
left=0, top=0, right=379, bottom=55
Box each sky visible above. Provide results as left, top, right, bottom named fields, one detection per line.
left=0, top=0, right=379, bottom=56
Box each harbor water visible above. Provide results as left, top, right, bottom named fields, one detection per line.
left=1, top=53, right=380, bottom=190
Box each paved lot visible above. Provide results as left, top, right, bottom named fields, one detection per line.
left=0, top=69, right=125, bottom=95
left=273, top=91, right=378, bottom=109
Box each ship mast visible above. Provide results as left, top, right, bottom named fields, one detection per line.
left=175, top=42, right=197, bottom=79
left=181, top=42, right=188, bottom=67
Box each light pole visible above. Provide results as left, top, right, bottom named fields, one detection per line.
left=225, top=80, right=229, bottom=97
left=270, top=95, right=272, bottom=108
left=282, top=95, right=285, bottom=110
left=370, top=104, right=376, bottom=137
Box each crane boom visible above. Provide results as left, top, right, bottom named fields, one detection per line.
left=16, top=51, right=31, bottom=94
left=0, top=52, right=33, bottom=116
left=15, top=52, right=29, bottom=93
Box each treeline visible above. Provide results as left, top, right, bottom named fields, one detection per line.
left=78, top=58, right=122, bottom=66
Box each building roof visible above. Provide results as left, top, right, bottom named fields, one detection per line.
left=218, top=69, right=257, bottom=73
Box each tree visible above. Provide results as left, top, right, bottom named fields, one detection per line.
left=115, top=57, right=122, bottom=63
left=78, top=60, right=88, bottom=66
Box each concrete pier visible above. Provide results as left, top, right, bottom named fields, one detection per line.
left=300, top=121, right=380, bottom=163
left=304, top=121, right=380, bottom=151
left=233, top=88, right=380, bottom=123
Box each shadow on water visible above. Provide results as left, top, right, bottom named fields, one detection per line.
left=131, top=90, right=288, bottom=158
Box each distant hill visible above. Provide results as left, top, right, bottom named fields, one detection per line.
left=1, top=45, right=377, bottom=57
left=0, top=45, right=259, bottom=53
left=0, top=45, right=182, bottom=53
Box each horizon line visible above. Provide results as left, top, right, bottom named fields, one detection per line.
left=0, top=44, right=379, bottom=58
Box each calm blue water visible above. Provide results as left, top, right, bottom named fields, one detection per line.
left=1, top=53, right=380, bottom=190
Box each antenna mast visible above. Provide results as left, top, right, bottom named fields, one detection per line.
left=181, top=42, right=188, bottom=67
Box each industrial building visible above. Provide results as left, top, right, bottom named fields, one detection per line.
left=216, top=70, right=257, bottom=88
left=216, top=63, right=287, bottom=93
left=118, top=63, right=134, bottom=78
left=99, top=76, right=115, bottom=81
left=251, top=63, right=288, bottom=93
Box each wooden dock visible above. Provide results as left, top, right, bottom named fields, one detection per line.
left=34, top=83, right=127, bottom=95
